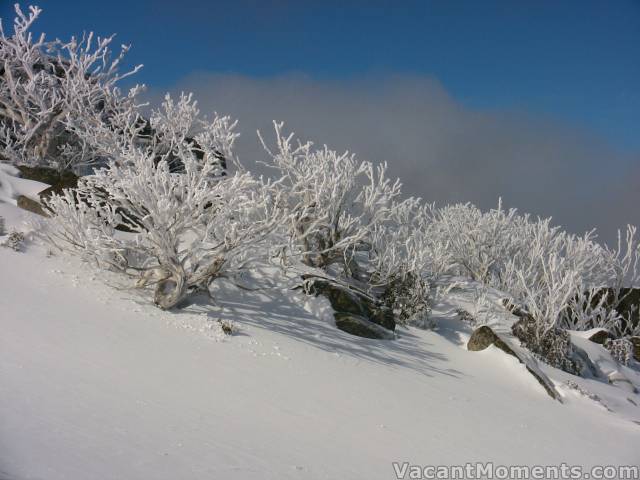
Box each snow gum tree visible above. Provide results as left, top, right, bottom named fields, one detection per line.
left=0, top=4, right=142, bottom=172
left=259, top=121, right=405, bottom=278
left=43, top=94, right=284, bottom=309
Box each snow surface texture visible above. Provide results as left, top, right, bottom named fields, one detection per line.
left=1, top=185, right=640, bottom=479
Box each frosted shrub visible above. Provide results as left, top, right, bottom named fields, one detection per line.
left=259, top=122, right=405, bottom=275
left=2, top=230, right=25, bottom=252
left=0, top=4, right=142, bottom=173
left=368, top=201, right=450, bottom=328
left=428, top=200, right=524, bottom=283
left=428, top=201, right=576, bottom=347
left=379, top=272, right=432, bottom=328
left=511, top=315, right=579, bottom=374
left=562, top=287, right=622, bottom=333
left=604, top=338, right=633, bottom=366
left=0, top=216, right=5, bottom=236
left=430, top=198, right=639, bottom=356
left=560, top=227, right=640, bottom=339
left=42, top=94, right=283, bottom=309
left=261, top=126, right=441, bottom=327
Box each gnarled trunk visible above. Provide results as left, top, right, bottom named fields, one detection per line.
left=151, top=256, right=226, bottom=310
left=153, top=264, right=187, bottom=310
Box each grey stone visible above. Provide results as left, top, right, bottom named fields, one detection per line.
left=588, top=329, right=614, bottom=345
left=302, top=276, right=396, bottom=332
left=16, top=195, right=48, bottom=217
left=334, top=313, right=394, bottom=340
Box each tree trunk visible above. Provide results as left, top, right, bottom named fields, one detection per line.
left=153, top=265, right=187, bottom=310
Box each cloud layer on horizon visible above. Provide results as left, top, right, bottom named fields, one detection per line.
left=146, top=73, right=639, bottom=245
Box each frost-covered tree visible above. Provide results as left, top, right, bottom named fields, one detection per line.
left=368, top=200, right=445, bottom=327
left=0, top=4, right=142, bottom=172
left=42, top=94, right=283, bottom=309
left=426, top=200, right=529, bottom=283
left=259, top=122, right=404, bottom=276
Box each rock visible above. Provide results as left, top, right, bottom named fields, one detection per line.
left=302, top=276, right=396, bottom=332
left=468, top=326, right=515, bottom=356
left=587, top=329, right=614, bottom=345
left=334, top=313, right=394, bottom=340
left=630, top=337, right=640, bottom=362
left=467, top=325, right=561, bottom=401
left=14, top=166, right=78, bottom=217
left=16, top=195, right=48, bottom=217
left=368, top=307, right=396, bottom=331
left=15, top=165, right=78, bottom=200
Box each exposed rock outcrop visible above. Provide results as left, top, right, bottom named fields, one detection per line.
left=334, top=313, right=394, bottom=340
left=301, top=275, right=395, bottom=339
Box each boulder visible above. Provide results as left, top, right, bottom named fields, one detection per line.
left=467, top=326, right=515, bottom=356
left=16, top=165, right=78, bottom=200
left=467, top=325, right=561, bottom=401
left=587, top=329, right=614, bottom=345
left=16, top=195, right=48, bottom=217
left=14, top=166, right=78, bottom=217
left=334, top=313, right=394, bottom=340
left=302, top=275, right=396, bottom=335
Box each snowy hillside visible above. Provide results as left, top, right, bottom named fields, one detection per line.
left=1, top=198, right=639, bottom=480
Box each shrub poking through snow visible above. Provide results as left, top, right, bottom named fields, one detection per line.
left=217, top=319, right=236, bottom=336
left=368, top=200, right=444, bottom=328
left=380, top=272, right=432, bottom=328
left=604, top=338, right=633, bottom=366
left=511, top=315, right=580, bottom=375
left=0, top=216, right=5, bottom=236
left=456, top=309, right=477, bottom=327
left=2, top=230, right=25, bottom=252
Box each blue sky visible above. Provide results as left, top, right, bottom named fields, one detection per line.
left=5, top=0, right=639, bottom=151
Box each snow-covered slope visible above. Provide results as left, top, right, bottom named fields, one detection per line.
left=1, top=199, right=639, bottom=480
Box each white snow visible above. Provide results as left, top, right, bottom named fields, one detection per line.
left=0, top=164, right=48, bottom=205
left=1, top=197, right=640, bottom=480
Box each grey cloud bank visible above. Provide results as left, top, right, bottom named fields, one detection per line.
left=147, top=73, right=639, bottom=245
